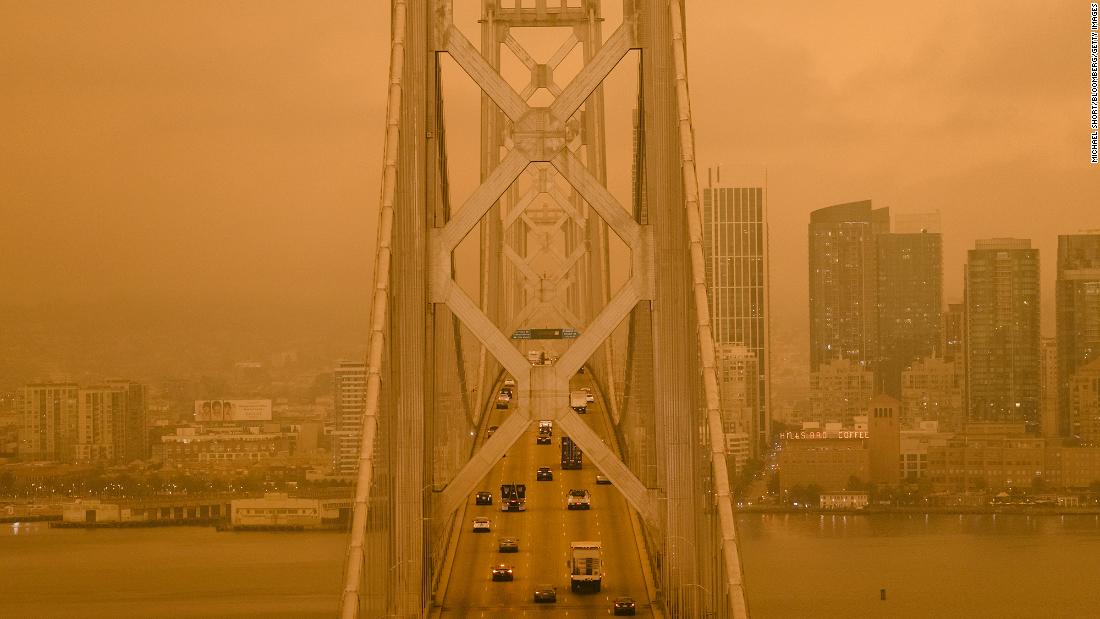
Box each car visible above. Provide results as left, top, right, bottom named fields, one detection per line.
left=596, top=474, right=611, bottom=485
left=475, top=491, right=493, bottom=505
left=613, top=596, right=637, bottom=615
left=487, top=425, right=499, bottom=438
left=495, top=398, right=508, bottom=409
left=536, top=467, right=553, bottom=481
left=491, top=563, right=514, bottom=581
left=533, top=584, right=557, bottom=603
left=536, top=434, right=551, bottom=445
left=498, top=537, right=518, bottom=553
left=567, top=488, right=591, bottom=510
left=583, top=387, right=595, bottom=403
left=472, top=517, right=491, bottom=533
left=503, top=378, right=516, bottom=388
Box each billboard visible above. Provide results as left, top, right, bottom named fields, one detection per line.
left=194, top=399, right=272, bottom=422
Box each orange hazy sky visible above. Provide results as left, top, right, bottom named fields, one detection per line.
left=1, top=1, right=1097, bottom=340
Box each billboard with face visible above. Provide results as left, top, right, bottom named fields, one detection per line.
left=194, top=399, right=273, bottom=422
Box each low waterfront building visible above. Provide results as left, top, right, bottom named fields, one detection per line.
left=1056, top=446, right=1100, bottom=489
left=926, top=425, right=1046, bottom=492
left=229, top=493, right=350, bottom=529
left=153, top=424, right=296, bottom=468
left=900, top=422, right=951, bottom=481
left=819, top=491, right=869, bottom=510
left=60, top=497, right=229, bottom=525
left=779, top=437, right=869, bottom=493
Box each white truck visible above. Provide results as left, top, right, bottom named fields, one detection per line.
left=569, top=390, right=588, bottom=413
left=569, top=541, right=603, bottom=592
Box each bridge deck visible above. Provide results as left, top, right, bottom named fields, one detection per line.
left=438, top=375, right=655, bottom=617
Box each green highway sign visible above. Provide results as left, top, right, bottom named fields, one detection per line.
left=511, top=328, right=580, bottom=340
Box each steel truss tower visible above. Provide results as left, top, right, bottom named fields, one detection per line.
left=342, top=2, right=748, bottom=617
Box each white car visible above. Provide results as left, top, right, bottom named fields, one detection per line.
left=567, top=489, right=592, bottom=510
left=472, top=517, right=491, bottom=533
left=583, top=388, right=595, bottom=403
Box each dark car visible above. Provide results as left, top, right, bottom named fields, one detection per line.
left=487, top=425, right=499, bottom=438
left=533, top=584, right=557, bottom=603
left=536, top=467, right=553, bottom=481
left=491, top=564, right=514, bottom=581
left=596, top=474, right=611, bottom=485
left=536, top=434, right=551, bottom=445
left=498, top=537, right=518, bottom=553
left=613, top=597, right=637, bottom=615
left=475, top=491, right=492, bottom=505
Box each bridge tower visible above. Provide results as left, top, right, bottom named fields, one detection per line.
left=341, top=2, right=748, bottom=617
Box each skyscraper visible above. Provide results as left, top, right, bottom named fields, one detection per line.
left=333, top=360, right=367, bottom=476
left=964, top=238, right=1041, bottom=427
left=1040, top=338, right=1060, bottom=438
left=942, top=302, right=964, bottom=363
left=1070, top=358, right=1100, bottom=443
left=702, top=169, right=770, bottom=457
left=876, top=225, right=943, bottom=397
left=808, top=200, right=888, bottom=372
left=1056, top=232, right=1100, bottom=437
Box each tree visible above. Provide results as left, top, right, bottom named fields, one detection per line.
left=845, top=475, right=866, bottom=491
left=1031, top=475, right=1049, bottom=492
left=805, top=484, right=822, bottom=505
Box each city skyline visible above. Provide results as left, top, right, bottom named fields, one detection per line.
left=1, top=1, right=1096, bottom=355
left=2, top=3, right=1100, bottom=617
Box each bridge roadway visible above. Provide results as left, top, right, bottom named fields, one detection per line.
left=438, top=376, right=655, bottom=617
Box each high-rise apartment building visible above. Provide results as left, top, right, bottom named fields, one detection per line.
left=19, top=383, right=79, bottom=461
left=964, top=238, right=1041, bottom=427
left=333, top=360, right=368, bottom=476
left=76, top=386, right=126, bottom=462
left=714, top=343, right=756, bottom=469
left=876, top=227, right=943, bottom=397
left=808, top=201, right=888, bottom=373
left=942, top=303, right=964, bottom=362
left=1040, top=338, right=1060, bottom=438
left=809, top=202, right=943, bottom=398
left=105, top=379, right=148, bottom=461
left=1070, top=358, right=1100, bottom=443
left=703, top=169, right=769, bottom=457
left=1056, top=232, right=1100, bottom=437
left=20, top=380, right=147, bottom=463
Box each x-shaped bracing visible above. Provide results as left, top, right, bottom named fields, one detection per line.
left=429, top=14, right=657, bottom=524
